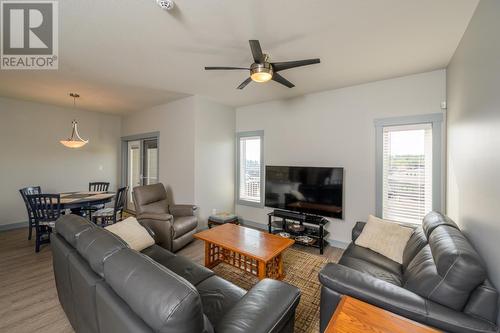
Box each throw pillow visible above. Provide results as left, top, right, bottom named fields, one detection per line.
left=354, top=215, right=414, bottom=264
left=105, top=217, right=155, bottom=251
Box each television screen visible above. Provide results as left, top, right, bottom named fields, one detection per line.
left=265, top=166, right=343, bottom=219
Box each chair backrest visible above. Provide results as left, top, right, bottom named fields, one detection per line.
left=132, top=183, right=168, bottom=215
left=27, top=194, right=61, bottom=223
left=19, top=186, right=42, bottom=217
left=403, top=212, right=488, bottom=312
left=89, top=182, right=110, bottom=192
left=114, top=186, right=128, bottom=213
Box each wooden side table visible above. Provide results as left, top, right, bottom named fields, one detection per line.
left=325, top=296, right=441, bottom=333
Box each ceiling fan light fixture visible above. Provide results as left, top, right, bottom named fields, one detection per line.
left=250, top=63, right=273, bottom=83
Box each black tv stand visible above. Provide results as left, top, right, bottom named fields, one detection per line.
left=267, top=210, right=329, bottom=254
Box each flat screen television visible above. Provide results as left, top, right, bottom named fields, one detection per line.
left=265, top=166, right=344, bottom=219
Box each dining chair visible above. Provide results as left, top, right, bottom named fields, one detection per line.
left=89, top=182, right=110, bottom=192
left=26, top=194, right=61, bottom=253
left=92, top=186, right=128, bottom=226
left=19, top=186, right=42, bottom=240
left=87, top=181, right=110, bottom=219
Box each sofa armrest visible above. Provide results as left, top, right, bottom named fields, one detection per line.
left=169, top=204, right=197, bottom=217
left=319, top=263, right=499, bottom=333
left=352, top=221, right=366, bottom=242
left=216, top=279, right=300, bottom=333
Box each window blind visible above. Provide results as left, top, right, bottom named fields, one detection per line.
left=239, top=136, right=261, bottom=202
left=382, top=123, right=433, bottom=224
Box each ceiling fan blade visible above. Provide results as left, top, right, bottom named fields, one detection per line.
left=205, top=66, right=249, bottom=70
left=271, top=59, right=320, bottom=72
left=237, top=77, right=252, bottom=90
left=272, top=73, right=295, bottom=88
left=249, top=40, right=264, bottom=63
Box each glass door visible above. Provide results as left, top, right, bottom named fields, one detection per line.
left=125, top=136, right=159, bottom=211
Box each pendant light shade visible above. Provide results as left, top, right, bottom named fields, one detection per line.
left=60, top=120, right=89, bottom=148
left=60, top=93, right=89, bottom=148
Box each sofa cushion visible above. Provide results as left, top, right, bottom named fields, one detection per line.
left=76, top=227, right=128, bottom=277
left=402, top=227, right=427, bottom=271
left=105, top=217, right=155, bottom=251
left=141, top=244, right=214, bottom=286
left=141, top=244, right=177, bottom=262
left=197, top=275, right=246, bottom=327
left=342, top=244, right=402, bottom=276
left=103, top=248, right=205, bottom=333
left=403, top=226, right=487, bottom=311
left=55, top=214, right=95, bottom=248
left=339, top=256, right=403, bottom=286
left=422, top=211, right=459, bottom=238
left=161, top=255, right=214, bottom=286
left=355, top=215, right=414, bottom=264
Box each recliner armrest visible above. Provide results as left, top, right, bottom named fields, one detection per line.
left=169, top=204, right=197, bottom=217
left=216, top=279, right=300, bottom=333
left=136, top=212, right=173, bottom=222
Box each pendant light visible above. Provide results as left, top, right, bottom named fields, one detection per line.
left=60, top=93, right=89, bottom=148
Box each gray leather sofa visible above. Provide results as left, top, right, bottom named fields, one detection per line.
left=52, top=214, right=301, bottom=333
left=133, top=183, right=198, bottom=252
left=319, top=212, right=499, bottom=333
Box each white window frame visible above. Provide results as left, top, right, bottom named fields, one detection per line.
left=375, top=114, right=444, bottom=224
left=236, top=130, right=264, bottom=207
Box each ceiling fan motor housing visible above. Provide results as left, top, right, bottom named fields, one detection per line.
left=250, top=62, right=273, bottom=82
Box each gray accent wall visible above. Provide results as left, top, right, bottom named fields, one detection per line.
left=446, top=0, right=500, bottom=321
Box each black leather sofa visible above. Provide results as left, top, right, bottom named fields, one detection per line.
left=319, top=212, right=499, bottom=333
left=51, top=214, right=301, bottom=333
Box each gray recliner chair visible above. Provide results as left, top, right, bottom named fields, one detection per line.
left=133, top=183, right=198, bottom=252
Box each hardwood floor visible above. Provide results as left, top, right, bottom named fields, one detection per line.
left=0, top=226, right=343, bottom=332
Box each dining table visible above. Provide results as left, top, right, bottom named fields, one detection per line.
left=58, top=191, right=115, bottom=215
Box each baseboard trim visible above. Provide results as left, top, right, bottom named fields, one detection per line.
left=327, top=239, right=349, bottom=250
left=240, top=218, right=349, bottom=249
left=0, top=221, right=27, bottom=232
left=240, top=219, right=267, bottom=230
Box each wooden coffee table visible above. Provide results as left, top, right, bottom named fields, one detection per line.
left=325, top=296, right=441, bottom=333
left=194, top=224, right=294, bottom=280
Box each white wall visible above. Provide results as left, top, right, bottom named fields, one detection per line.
left=122, top=96, right=235, bottom=227
left=122, top=97, right=197, bottom=204
left=0, top=97, right=121, bottom=227
left=235, top=70, right=446, bottom=247
left=195, top=97, right=235, bottom=227
left=446, top=0, right=500, bottom=319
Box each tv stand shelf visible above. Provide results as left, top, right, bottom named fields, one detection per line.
left=267, top=210, right=329, bottom=254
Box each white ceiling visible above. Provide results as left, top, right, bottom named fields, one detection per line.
left=0, top=0, right=478, bottom=114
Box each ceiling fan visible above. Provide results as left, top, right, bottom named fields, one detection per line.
left=204, top=40, right=320, bottom=89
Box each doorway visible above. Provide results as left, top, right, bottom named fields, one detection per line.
left=122, top=133, right=159, bottom=212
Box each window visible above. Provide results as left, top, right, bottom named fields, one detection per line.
left=382, top=124, right=432, bottom=223
left=237, top=131, right=264, bottom=206
left=375, top=114, right=443, bottom=224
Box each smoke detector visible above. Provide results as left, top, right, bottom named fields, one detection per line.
left=157, top=0, right=175, bottom=10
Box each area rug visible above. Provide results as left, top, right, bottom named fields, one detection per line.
left=212, top=248, right=334, bottom=333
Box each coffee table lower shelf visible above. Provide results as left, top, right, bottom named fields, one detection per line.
left=204, top=242, right=284, bottom=280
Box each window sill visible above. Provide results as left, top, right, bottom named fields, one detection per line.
left=237, top=199, right=264, bottom=208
